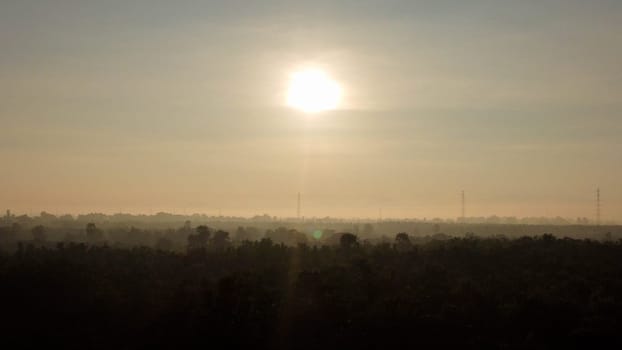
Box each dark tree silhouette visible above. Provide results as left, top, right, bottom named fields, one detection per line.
left=234, top=226, right=262, bottom=242
left=187, top=225, right=211, bottom=251
left=339, top=232, right=358, bottom=248
left=265, top=227, right=307, bottom=246
left=31, top=225, right=46, bottom=243
left=395, top=232, right=410, bottom=243
left=196, top=225, right=211, bottom=238
left=212, top=230, right=230, bottom=250
left=86, top=223, right=104, bottom=243
left=395, top=232, right=411, bottom=250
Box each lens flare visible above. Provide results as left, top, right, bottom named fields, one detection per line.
left=313, top=230, right=323, bottom=240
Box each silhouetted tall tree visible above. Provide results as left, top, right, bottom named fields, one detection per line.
left=212, top=230, right=230, bottom=250
left=339, top=233, right=358, bottom=249
left=86, top=223, right=104, bottom=243
left=187, top=225, right=210, bottom=251
left=395, top=232, right=411, bottom=251
left=31, top=225, right=46, bottom=244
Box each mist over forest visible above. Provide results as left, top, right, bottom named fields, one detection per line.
left=1, top=210, right=619, bottom=252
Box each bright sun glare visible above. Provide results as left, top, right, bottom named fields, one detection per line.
left=286, top=69, right=342, bottom=113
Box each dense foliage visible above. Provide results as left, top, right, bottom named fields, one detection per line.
left=1, top=234, right=622, bottom=349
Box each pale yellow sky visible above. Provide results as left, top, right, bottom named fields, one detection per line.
left=1, top=1, right=621, bottom=220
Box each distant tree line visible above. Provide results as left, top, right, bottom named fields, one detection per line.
left=1, top=216, right=619, bottom=253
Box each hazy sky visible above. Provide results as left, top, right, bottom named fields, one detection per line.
left=2, top=0, right=621, bottom=220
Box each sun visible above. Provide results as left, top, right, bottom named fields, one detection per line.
left=286, top=69, right=342, bottom=113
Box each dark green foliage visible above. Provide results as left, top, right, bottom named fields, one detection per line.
left=1, top=236, right=622, bottom=348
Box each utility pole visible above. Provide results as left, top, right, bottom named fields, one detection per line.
left=596, top=187, right=601, bottom=226
left=461, top=190, right=465, bottom=222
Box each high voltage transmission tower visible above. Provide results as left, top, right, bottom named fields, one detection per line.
left=596, top=187, right=601, bottom=226
left=461, top=190, right=465, bottom=222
